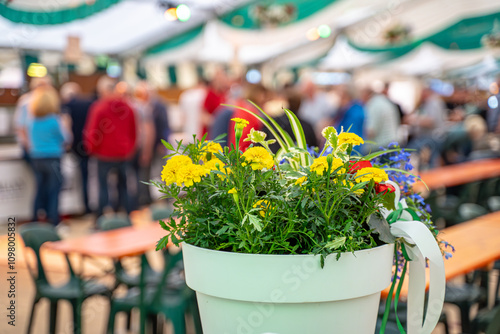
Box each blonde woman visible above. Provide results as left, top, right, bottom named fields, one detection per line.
left=29, top=86, right=70, bottom=226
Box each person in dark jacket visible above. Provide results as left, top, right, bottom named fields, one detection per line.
left=61, top=82, right=94, bottom=214
left=133, top=81, right=170, bottom=206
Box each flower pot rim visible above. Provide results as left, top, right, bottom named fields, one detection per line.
left=182, top=241, right=394, bottom=259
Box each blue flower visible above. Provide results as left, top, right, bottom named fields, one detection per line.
left=307, top=145, right=319, bottom=158
left=442, top=241, right=455, bottom=252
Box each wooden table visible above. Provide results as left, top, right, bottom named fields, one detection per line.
left=382, top=211, right=500, bottom=298
left=45, top=223, right=167, bottom=259
left=439, top=211, right=500, bottom=280
left=414, top=158, right=500, bottom=192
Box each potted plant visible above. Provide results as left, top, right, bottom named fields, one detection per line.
left=151, top=104, right=446, bottom=334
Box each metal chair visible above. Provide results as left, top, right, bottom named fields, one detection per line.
left=20, top=222, right=111, bottom=334
left=107, top=250, right=197, bottom=334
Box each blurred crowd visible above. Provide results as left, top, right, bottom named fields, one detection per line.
left=183, top=71, right=500, bottom=168
left=14, top=76, right=169, bottom=227
left=14, top=71, right=500, bottom=227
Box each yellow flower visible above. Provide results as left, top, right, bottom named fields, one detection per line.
left=253, top=199, right=271, bottom=218
left=330, top=157, right=345, bottom=174
left=176, top=164, right=206, bottom=187
left=200, top=141, right=223, bottom=162
left=232, top=117, right=249, bottom=129
left=203, top=158, right=224, bottom=172
left=295, top=176, right=307, bottom=186
left=241, top=147, right=274, bottom=170
left=310, top=156, right=328, bottom=175
left=228, top=188, right=237, bottom=194
left=355, top=167, right=389, bottom=184
left=161, top=155, right=193, bottom=185
left=338, top=133, right=364, bottom=147
left=310, top=156, right=344, bottom=176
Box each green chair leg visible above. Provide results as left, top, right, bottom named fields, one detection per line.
left=486, top=306, right=500, bottom=334
left=140, top=308, right=146, bottom=334
left=26, top=297, right=38, bottom=334
left=170, top=310, right=186, bottom=334
left=191, top=296, right=203, bottom=334
left=106, top=304, right=117, bottom=334
left=71, top=300, right=82, bottom=334
left=126, top=310, right=132, bottom=330
left=49, top=300, right=58, bottom=334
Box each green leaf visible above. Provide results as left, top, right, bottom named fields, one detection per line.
left=176, top=139, right=184, bottom=151
left=363, top=148, right=402, bottom=161
left=247, top=214, right=263, bottom=232
left=216, top=226, right=229, bottom=235
left=367, top=214, right=396, bottom=244
left=325, top=236, right=346, bottom=250
left=380, top=191, right=397, bottom=211
left=284, top=108, right=312, bottom=166
left=156, top=236, right=169, bottom=250
left=161, top=139, right=175, bottom=151
left=213, top=133, right=227, bottom=142
left=159, top=219, right=169, bottom=231
left=171, top=233, right=179, bottom=244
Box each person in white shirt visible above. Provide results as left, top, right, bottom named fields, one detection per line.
left=298, top=80, right=335, bottom=125
left=406, top=87, right=447, bottom=139
left=405, top=87, right=448, bottom=169
left=179, top=80, right=207, bottom=141
left=361, top=88, right=400, bottom=151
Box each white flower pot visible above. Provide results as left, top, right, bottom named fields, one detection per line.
left=182, top=243, right=395, bottom=334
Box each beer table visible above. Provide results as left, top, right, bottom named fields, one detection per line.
left=45, top=223, right=166, bottom=259
left=43, top=223, right=167, bottom=275
left=414, top=158, right=500, bottom=192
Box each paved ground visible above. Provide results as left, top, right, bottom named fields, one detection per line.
left=0, top=209, right=497, bottom=333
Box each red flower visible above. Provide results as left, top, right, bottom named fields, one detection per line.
left=348, top=160, right=372, bottom=173
left=375, top=183, right=396, bottom=195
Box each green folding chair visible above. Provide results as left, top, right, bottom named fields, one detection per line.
left=471, top=305, right=500, bottom=334
left=458, top=203, right=489, bottom=222
left=96, top=213, right=132, bottom=231
left=107, top=250, right=197, bottom=334
left=150, top=203, right=174, bottom=221
left=20, top=222, right=112, bottom=334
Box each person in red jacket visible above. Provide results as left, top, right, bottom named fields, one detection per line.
left=228, top=84, right=268, bottom=151
left=201, top=70, right=228, bottom=137
left=84, top=76, right=137, bottom=217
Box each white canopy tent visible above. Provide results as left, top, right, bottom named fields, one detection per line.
left=345, top=0, right=500, bottom=49
left=375, top=43, right=498, bottom=76
left=319, top=36, right=385, bottom=71
left=1, top=0, right=499, bottom=81
left=143, top=0, right=394, bottom=67
left=0, top=0, right=250, bottom=54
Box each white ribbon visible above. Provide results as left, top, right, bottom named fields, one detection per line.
left=382, top=181, right=446, bottom=334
